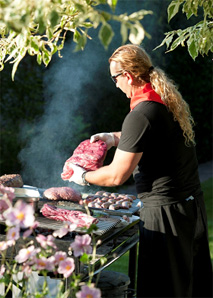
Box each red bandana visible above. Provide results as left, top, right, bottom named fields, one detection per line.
left=130, top=83, right=166, bottom=111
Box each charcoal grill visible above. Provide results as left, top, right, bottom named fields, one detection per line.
left=36, top=216, right=120, bottom=236
left=0, top=185, right=140, bottom=296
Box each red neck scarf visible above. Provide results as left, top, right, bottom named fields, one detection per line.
left=130, top=83, right=166, bottom=111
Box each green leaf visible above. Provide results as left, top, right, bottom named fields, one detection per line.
left=73, top=33, right=87, bottom=51
left=98, top=22, right=114, bottom=49
left=129, top=22, right=145, bottom=45
left=82, top=22, right=93, bottom=28
left=167, top=0, right=183, bottom=22
left=107, top=0, right=118, bottom=12
left=50, top=10, right=59, bottom=28
left=187, top=39, right=198, bottom=60
left=42, top=49, right=51, bottom=66
left=80, top=253, right=89, bottom=263
left=120, top=22, right=128, bottom=44
left=37, top=52, right=42, bottom=65
left=30, top=39, right=39, bottom=53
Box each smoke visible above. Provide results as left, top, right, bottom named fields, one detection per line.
left=18, top=37, right=111, bottom=189
left=18, top=1, right=160, bottom=190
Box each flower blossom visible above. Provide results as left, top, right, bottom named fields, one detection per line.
left=76, top=285, right=101, bottom=298
left=0, top=264, right=5, bottom=278
left=23, top=221, right=39, bottom=238
left=54, top=251, right=67, bottom=265
left=0, top=241, right=8, bottom=251
left=15, top=245, right=40, bottom=263
left=35, top=256, right=49, bottom=270
left=53, top=222, right=77, bottom=238
left=0, top=186, right=15, bottom=215
left=36, top=234, right=57, bottom=249
left=6, top=226, right=20, bottom=243
left=4, top=200, right=35, bottom=228
left=22, top=264, right=32, bottom=278
left=70, top=234, right=92, bottom=257
left=57, top=257, right=75, bottom=278
left=0, top=185, right=15, bottom=201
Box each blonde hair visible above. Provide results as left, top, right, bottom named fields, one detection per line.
left=109, top=44, right=195, bottom=145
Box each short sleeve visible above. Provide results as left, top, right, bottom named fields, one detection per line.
left=118, top=110, right=151, bottom=153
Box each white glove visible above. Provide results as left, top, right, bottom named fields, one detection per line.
left=68, top=164, right=89, bottom=186
left=90, top=132, right=115, bottom=150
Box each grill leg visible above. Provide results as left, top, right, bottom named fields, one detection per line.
left=128, top=242, right=138, bottom=291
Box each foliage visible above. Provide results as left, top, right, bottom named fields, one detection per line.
left=0, top=0, right=152, bottom=80
left=155, top=0, right=213, bottom=59
left=0, top=185, right=105, bottom=297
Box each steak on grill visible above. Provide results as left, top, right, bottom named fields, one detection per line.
left=41, top=204, right=98, bottom=228
left=0, top=174, right=23, bottom=188
left=43, top=187, right=82, bottom=202
left=61, top=139, right=107, bottom=181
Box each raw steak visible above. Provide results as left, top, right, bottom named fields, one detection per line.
left=43, top=187, right=82, bottom=202
left=0, top=174, right=23, bottom=187
left=41, top=204, right=98, bottom=228
left=61, top=139, right=107, bottom=181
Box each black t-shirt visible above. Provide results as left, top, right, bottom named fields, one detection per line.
left=118, top=101, right=201, bottom=200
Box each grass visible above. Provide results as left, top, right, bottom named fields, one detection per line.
left=106, top=178, right=213, bottom=274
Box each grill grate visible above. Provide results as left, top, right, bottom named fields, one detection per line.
left=36, top=216, right=120, bottom=236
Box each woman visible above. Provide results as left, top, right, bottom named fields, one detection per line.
left=69, top=44, right=212, bottom=297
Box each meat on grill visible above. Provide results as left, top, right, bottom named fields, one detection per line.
left=41, top=204, right=98, bottom=228
left=43, top=187, right=82, bottom=202
left=61, top=139, right=107, bottom=181
left=80, top=191, right=136, bottom=210
left=0, top=174, right=24, bottom=188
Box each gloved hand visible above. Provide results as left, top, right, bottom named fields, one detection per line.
left=90, top=132, right=115, bottom=150
left=68, top=164, right=88, bottom=186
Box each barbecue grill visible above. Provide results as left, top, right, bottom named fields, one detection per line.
left=0, top=185, right=140, bottom=297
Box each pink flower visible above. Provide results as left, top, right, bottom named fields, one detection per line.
left=4, top=200, right=35, bottom=228
left=70, top=234, right=92, bottom=257
left=15, top=245, right=40, bottom=263
left=0, top=264, right=5, bottom=278
left=36, top=234, right=57, bottom=249
left=57, top=257, right=75, bottom=278
left=54, top=251, right=67, bottom=265
left=46, top=256, right=56, bottom=271
left=22, top=264, right=32, bottom=278
left=0, top=185, right=15, bottom=201
left=0, top=241, right=8, bottom=251
left=76, top=285, right=101, bottom=298
left=35, top=256, right=48, bottom=270
left=6, top=226, right=20, bottom=243
left=53, top=222, right=77, bottom=238
left=23, top=221, right=39, bottom=238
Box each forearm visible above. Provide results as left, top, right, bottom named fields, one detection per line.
left=84, top=149, right=142, bottom=187
left=85, top=165, right=126, bottom=187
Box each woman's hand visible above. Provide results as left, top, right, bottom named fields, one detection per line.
left=68, top=164, right=88, bottom=186
left=90, top=132, right=115, bottom=150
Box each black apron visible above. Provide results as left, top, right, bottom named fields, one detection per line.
left=136, top=193, right=212, bottom=298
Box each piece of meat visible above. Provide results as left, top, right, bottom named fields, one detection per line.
left=41, top=204, right=98, bottom=228
left=61, top=139, right=107, bottom=181
left=43, top=187, right=82, bottom=202
left=0, top=174, right=23, bottom=188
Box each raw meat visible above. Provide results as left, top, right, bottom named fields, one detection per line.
left=61, top=139, right=107, bottom=181
left=43, top=187, right=82, bottom=202
left=80, top=191, right=137, bottom=210
left=0, top=174, right=23, bottom=187
left=41, top=204, right=98, bottom=228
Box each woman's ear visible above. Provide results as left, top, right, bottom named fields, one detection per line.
left=125, top=72, right=134, bottom=85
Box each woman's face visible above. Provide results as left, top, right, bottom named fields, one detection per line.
left=110, top=61, right=132, bottom=98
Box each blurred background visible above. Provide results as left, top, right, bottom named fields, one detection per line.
left=0, top=0, right=212, bottom=190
